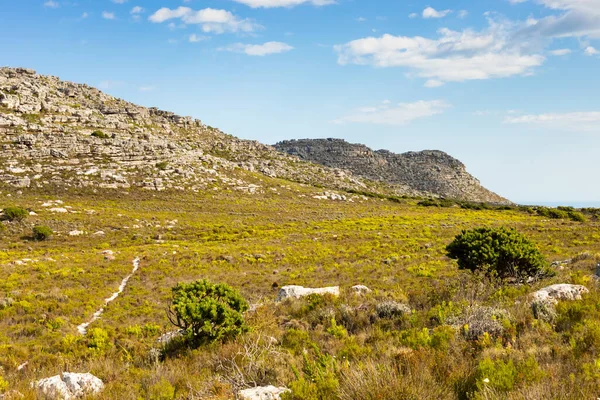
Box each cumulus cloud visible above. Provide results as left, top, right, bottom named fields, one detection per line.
left=188, top=34, right=208, bottom=43
left=549, top=48, right=572, bottom=55
left=102, top=11, right=116, bottom=20
left=220, top=41, right=294, bottom=56
left=335, top=20, right=545, bottom=85
left=423, top=7, right=452, bottom=19
left=332, top=100, right=450, bottom=126
left=230, top=0, right=335, bottom=8
left=505, top=111, right=600, bottom=131
left=149, top=7, right=261, bottom=34
left=517, top=0, right=600, bottom=39
left=584, top=45, right=599, bottom=55
left=43, top=1, right=59, bottom=8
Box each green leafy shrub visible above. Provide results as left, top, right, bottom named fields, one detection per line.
left=156, top=161, right=169, bottom=171
left=3, top=206, right=28, bottom=222
left=32, top=225, right=53, bottom=241
left=0, top=223, right=6, bottom=236
left=446, top=227, right=548, bottom=279
left=147, top=378, right=175, bottom=400
left=476, top=357, right=517, bottom=392
left=0, top=375, right=8, bottom=392
left=167, top=279, right=249, bottom=346
left=91, top=130, right=110, bottom=139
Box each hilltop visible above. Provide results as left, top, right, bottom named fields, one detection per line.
left=275, top=138, right=508, bottom=204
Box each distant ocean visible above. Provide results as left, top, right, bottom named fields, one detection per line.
left=518, top=201, right=600, bottom=208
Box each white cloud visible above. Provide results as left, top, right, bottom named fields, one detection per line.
left=112, top=0, right=127, bottom=3
left=505, top=111, right=600, bottom=131
left=102, top=11, right=116, bottom=20
left=44, top=1, right=59, bottom=8
left=333, top=100, right=450, bottom=126
left=458, top=10, right=469, bottom=19
left=139, top=86, right=155, bottom=92
left=131, top=6, right=143, bottom=14
left=423, top=7, right=452, bottom=19
left=517, top=0, right=600, bottom=39
left=424, top=79, right=445, bottom=88
left=549, top=48, right=572, bottom=55
left=230, top=0, right=335, bottom=8
left=188, top=34, right=207, bottom=43
left=149, top=7, right=261, bottom=34
left=81, top=12, right=89, bottom=19
left=584, top=45, right=599, bottom=55
left=335, top=21, right=545, bottom=85
left=220, top=41, right=294, bottom=56
left=409, top=13, right=419, bottom=19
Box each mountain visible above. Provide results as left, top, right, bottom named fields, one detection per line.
left=0, top=67, right=507, bottom=203
left=274, top=139, right=508, bottom=204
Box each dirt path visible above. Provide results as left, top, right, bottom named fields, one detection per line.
left=77, top=257, right=141, bottom=335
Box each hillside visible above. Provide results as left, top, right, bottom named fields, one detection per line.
left=0, top=67, right=423, bottom=198
left=275, top=138, right=508, bottom=204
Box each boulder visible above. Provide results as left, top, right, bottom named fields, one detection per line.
left=238, top=386, right=290, bottom=400
left=276, top=285, right=339, bottom=302
left=32, top=372, right=104, bottom=399
left=531, top=284, right=589, bottom=320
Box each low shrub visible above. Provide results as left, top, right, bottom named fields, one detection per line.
left=446, top=227, right=548, bottom=279
left=167, top=279, right=249, bottom=347
left=156, top=162, right=169, bottom=171
left=3, top=206, right=28, bottom=222
left=91, top=130, right=110, bottom=139
left=32, top=225, right=53, bottom=241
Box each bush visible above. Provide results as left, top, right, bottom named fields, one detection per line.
left=446, top=227, right=547, bottom=279
left=167, top=279, right=249, bottom=346
left=0, top=223, right=6, bottom=236
left=32, top=225, right=53, bottom=241
left=3, top=206, right=28, bottom=222
left=91, top=130, right=110, bottom=139
left=156, top=161, right=169, bottom=171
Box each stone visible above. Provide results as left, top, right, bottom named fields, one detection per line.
left=238, top=386, right=290, bottom=400
left=276, top=285, right=340, bottom=301
left=351, top=285, right=372, bottom=294
left=32, top=372, right=104, bottom=399
left=531, top=284, right=589, bottom=320
left=68, top=230, right=83, bottom=236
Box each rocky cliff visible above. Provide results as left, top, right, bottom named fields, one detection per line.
left=274, top=139, right=508, bottom=204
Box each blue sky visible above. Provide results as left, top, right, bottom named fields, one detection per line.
left=1, top=0, right=600, bottom=204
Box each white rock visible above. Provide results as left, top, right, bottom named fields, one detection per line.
left=532, top=284, right=589, bottom=305
left=49, top=207, right=68, bottom=213
left=69, top=230, right=83, bottom=236
left=92, top=231, right=105, bottom=236
left=32, top=372, right=104, bottom=399
left=276, top=285, right=340, bottom=302
left=351, top=285, right=372, bottom=294
left=238, top=386, right=290, bottom=400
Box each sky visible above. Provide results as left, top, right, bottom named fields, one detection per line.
left=1, top=0, right=600, bottom=204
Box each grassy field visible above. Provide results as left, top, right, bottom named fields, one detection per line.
left=1, top=178, right=600, bottom=399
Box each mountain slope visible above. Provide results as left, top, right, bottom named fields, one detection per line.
left=275, top=138, right=508, bottom=204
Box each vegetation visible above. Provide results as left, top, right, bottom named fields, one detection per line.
left=2, top=206, right=28, bottom=222
left=446, top=227, right=548, bottom=279
left=167, top=280, right=249, bottom=346
left=32, top=225, right=53, bottom=241
left=0, top=184, right=599, bottom=399
left=91, top=130, right=110, bottom=139
left=155, top=161, right=169, bottom=171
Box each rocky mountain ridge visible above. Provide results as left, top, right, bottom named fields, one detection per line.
left=0, top=67, right=507, bottom=203
left=275, top=139, right=508, bottom=204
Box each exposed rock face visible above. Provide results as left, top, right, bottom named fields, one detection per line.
left=531, top=284, right=589, bottom=320
left=276, top=285, right=340, bottom=301
left=238, top=386, right=290, bottom=400
left=274, top=138, right=509, bottom=203
left=32, top=372, right=104, bottom=399
left=0, top=67, right=416, bottom=197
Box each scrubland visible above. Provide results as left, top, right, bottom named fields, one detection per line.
left=1, top=180, right=600, bottom=399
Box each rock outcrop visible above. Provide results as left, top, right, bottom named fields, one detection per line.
left=274, top=138, right=509, bottom=203
left=32, top=372, right=104, bottom=399
left=276, top=285, right=340, bottom=301
left=238, top=386, right=290, bottom=400
left=531, top=284, right=589, bottom=320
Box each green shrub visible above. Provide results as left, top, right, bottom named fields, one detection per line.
left=0, top=223, right=6, bottom=236
left=568, top=211, right=586, bottom=222
left=446, top=227, right=548, bottom=279
left=156, top=161, right=169, bottom=171
left=0, top=375, right=8, bottom=392
left=476, top=357, right=517, bottom=392
left=167, top=279, right=249, bottom=346
left=3, top=206, right=28, bottom=222
left=147, top=378, right=175, bottom=400
left=91, top=130, right=110, bottom=139
left=32, top=225, right=53, bottom=241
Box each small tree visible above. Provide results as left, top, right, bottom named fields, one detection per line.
left=32, top=225, right=53, bottom=241
left=446, top=227, right=547, bottom=279
left=3, top=207, right=28, bottom=222
left=167, top=279, right=249, bottom=346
